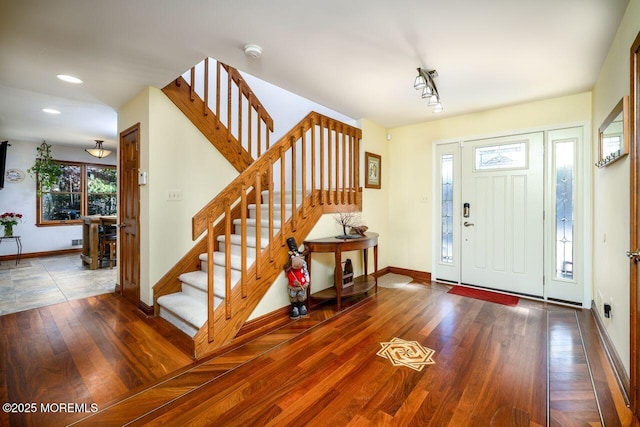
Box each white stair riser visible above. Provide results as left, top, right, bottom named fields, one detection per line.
left=159, top=307, right=199, bottom=337
left=245, top=226, right=280, bottom=239
left=181, top=282, right=207, bottom=300
left=249, top=205, right=292, bottom=220
left=217, top=244, right=257, bottom=258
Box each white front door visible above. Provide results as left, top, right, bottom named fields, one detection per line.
left=460, top=132, right=544, bottom=297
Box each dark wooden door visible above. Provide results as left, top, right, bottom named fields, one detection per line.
left=119, top=123, right=140, bottom=306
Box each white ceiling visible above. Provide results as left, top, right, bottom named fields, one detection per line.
left=0, top=0, right=630, bottom=152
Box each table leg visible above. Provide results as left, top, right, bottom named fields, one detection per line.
left=374, top=244, right=378, bottom=292
left=15, top=238, right=22, bottom=266
left=335, top=250, right=342, bottom=311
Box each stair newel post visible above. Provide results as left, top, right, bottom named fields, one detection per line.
left=241, top=185, right=247, bottom=298
left=225, top=199, right=232, bottom=320
left=203, top=58, right=209, bottom=117
left=207, top=214, right=215, bottom=343
left=311, top=116, right=317, bottom=208
left=301, top=123, right=307, bottom=219
left=280, top=146, right=286, bottom=246
left=291, top=136, right=297, bottom=232
left=254, top=172, right=262, bottom=280
left=267, top=166, right=274, bottom=263
left=320, top=118, right=325, bottom=206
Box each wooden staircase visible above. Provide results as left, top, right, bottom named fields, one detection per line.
left=162, top=58, right=274, bottom=172
left=154, top=59, right=362, bottom=359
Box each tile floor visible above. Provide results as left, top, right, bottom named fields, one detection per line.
left=0, top=254, right=117, bottom=316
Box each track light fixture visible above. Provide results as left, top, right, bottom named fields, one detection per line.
left=414, top=68, right=443, bottom=113
left=85, top=140, right=112, bottom=158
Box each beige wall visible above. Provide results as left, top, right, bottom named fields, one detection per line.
left=591, top=0, right=640, bottom=375
left=118, top=87, right=238, bottom=306
left=387, top=93, right=591, bottom=273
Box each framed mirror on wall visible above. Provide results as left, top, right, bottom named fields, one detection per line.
left=596, top=96, right=629, bottom=168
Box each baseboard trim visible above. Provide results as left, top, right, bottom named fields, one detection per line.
left=236, top=306, right=291, bottom=340
left=590, top=300, right=630, bottom=404
left=0, top=248, right=81, bottom=262
left=138, top=300, right=154, bottom=316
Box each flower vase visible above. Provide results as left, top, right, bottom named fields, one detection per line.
left=3, top=223, right=13, bottom=237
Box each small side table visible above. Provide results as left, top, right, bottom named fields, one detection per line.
left=0, top=235, right=22, bottom=266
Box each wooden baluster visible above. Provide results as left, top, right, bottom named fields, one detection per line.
left=203, top=58, right=209, bottom=117
left=207, top=215, right=215, bottom=342
left=238, top=80, right=243, bottom=150
left=241, top=186, right=247, bottom=298
left=216, top=61, right=221, bottom=129
left=301, top=125, right=307, bottom=218
left=341, top=127, right=347, bottom=205
left=227, top=70, right=232, bottom=142
left=320, top=120, right=325, bottom=205
left=311, top=118, right=317, bottom=207
left=354, top=132, right=360, bottom=205
left=280, top=146, right=286, bottom=246
left=329, top=124, right=334, bottom=205
left=225, top=200, right=232, bottom=319
left=248, top=101, right=253, bottom=159
left=190, top=66, right=196, bottom=102
left=333, top=123, right=341, bottom=205
left=255, top=173, right=262, bottom=279
left=258, top=119, right=262, bottom=159
left=266, top=123, right=270, bottom=152
left=349, top=130, right=354, bottom=205
left=291, top=136, right=297, bottom=232
left=268, top=166, right=274, bottom=262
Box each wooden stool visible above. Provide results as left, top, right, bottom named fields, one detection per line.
left=98, top=219, right=117, bottom=269
left=101, top=238, right=117, bottom=269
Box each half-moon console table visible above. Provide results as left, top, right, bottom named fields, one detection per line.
left=303, top=232, right=378, bottom=310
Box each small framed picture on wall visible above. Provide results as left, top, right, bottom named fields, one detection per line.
left=365, top=152, right=381, bottom=189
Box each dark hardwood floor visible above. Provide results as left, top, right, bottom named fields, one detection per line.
left=0, top=280, right=634, bottom=426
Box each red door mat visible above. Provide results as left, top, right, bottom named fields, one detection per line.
left=447, top=286, right=519, bottom=306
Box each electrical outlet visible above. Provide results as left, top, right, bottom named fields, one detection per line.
left=167, top=190, right=182, bottom=201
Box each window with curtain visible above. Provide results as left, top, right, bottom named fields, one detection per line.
left=37, top=161, right=117, bottom=225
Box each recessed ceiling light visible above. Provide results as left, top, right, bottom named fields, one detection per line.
left=42, top=108, right=61, bottom=114
left=57, top=74, right=83, bottom=84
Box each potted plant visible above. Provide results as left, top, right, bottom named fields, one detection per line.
left=27, top=141, right=63, bottom=195
left=0, top=212, right=23, bottom=237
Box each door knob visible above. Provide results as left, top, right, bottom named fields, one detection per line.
left=627, top=248, right=640, bottom=259
left=116, top=223, right=127, bottom=228
left=464, top=221, right=475, bottom=227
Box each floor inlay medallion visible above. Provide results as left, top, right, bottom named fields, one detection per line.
left=376, top=337, right=435, bottom=371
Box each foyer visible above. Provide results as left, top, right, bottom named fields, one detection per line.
left=0, top=279, right=631, bottom=426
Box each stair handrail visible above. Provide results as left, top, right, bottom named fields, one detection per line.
left=193, top=111, right=362, bottom=343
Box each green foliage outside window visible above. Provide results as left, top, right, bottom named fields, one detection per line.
left=38, top=162, right=117, bottom=224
